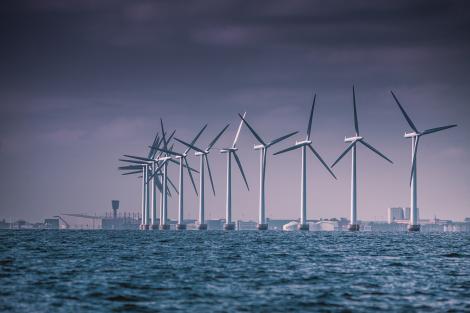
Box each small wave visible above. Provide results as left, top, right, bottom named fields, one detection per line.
left=388, top=261, right=404, bottom=267
left=443, top=252, right=464, bottom=258
left=0, top=258, right=14, bottom=265
left=106, top=294, right=145, bottom=302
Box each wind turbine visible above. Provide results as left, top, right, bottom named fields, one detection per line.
left=123, top=128, right=180, bottom=229
left=154, top=124, right=207, bottom=230
left=274, top=94, right=337, bottom=231
left=219, top=113, right=250, bottom=230
left=119, top=159, right=159, bottom=229
left=331, top=86, right=393, bottom=231
left=391, top=91, right=457, bottom=231
left=118, top=163, right=147, bottom=227
left=238, top=114, right=298, bottom=230
left=120, top=129, right=164, bottom=229
left=175, top=124, right=230, bottom=230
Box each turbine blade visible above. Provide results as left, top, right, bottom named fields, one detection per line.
left=273, top=144, right=302, bottom=155
left=121, top=170, right=142, bottom=176
left=168, top=176, right=179, bottom=195
left=353, top=86, right=360, bottom=136
left=149, top=136, right=162, bottom=159
left=268, top=131, right=298, bottom=147
left=391, top=91, right=419, bottom=133
left=308, top=145, right=337, bottom=179
left=123, top=155, right=154, bottom=162
left=410, top=136, right=419, bottom=186
left=168, top=157, right=199, bottom=173
left=160, top=119, right=168, bottom=150
left=148, top=160, right=167, bottom=181
left=233, top=151, right=249, bottom=190
left=149, top=137, right=162, bottom=157
left=150, top=148, right=183, bottom=157
left=331, top=141, right=356, bottom=168
left=422, top=124, right=457, bottom=135
left=185, top=124, right=208, bottom=154
left=238, top=113, right=266, bottom=146
left=118, top=165, right=142, bottom=170
left=119, top=159, right=148, bottom=165
left=307, top=94, right=316, bottom=140
left=151, top=172, right=163, bottom=192
left=185, top=157, right=198, bottom=196
left=148, top=133, right=160, bottom=158
left=359, top=139, right=393, bottom=164
left=205, top=155, right=216, bottom=196
left=166, top=130, right=176, bottom=145
left=232, top=112, right=246, bottom=148
left=166, top=183, right=172, bottom=197
left=208, top=124, right=230, bottom=151
left=174, top=138, right=205, bottom=153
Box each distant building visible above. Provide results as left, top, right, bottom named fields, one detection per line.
left=44, top=218, right=59, bottom=229
left=388, top=207, right=404, bottom=223
left=207, top=219, right=224, bottom=230
left=237, top=220, right=257, bottom=230
left=0, top=219, right=10, bottom=229
left=388, top=207, right=419, bottom=224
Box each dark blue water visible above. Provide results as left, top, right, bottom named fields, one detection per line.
left=1, top=230, right=469, bottom=312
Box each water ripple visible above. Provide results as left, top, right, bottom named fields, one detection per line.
left=0, top=230, right=469, bottom=312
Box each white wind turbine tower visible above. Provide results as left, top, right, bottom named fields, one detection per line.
left=155, top=125, right=206, bottom=230
left=331, top=86, right=393, bottom=231
left=175, top=124, right=230, bottom=230
left=220, top=112, right=250, bottom=230
left=391, top=91, right=457, bottom=231
left=273, top=94, right=337, bottom=231
left=238, top=113, right=298, bottom=230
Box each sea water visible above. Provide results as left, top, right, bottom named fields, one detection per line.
left=1, top=230, right=469, bottom=312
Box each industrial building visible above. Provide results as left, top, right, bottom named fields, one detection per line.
left=388, top=207, right=419, bottom=224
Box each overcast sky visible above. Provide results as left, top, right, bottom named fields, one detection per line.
left=1, top=0, right=469, bottom=222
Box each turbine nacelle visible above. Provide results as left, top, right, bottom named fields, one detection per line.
left=220, top=147, right=238, bottom=153
left=194, top=150, right=209, bottom=156
left=344, top=136, right=363, bottom=143
left=404, top=132, right=420, bottom=138
left=295, top=139, right=312, bottom=146
left=157, top=156, right=172, bottom=162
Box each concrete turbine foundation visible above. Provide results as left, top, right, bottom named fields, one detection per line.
left=176, top=224, right=187, bottom=230
left=160, top=224, right=170, bottom=230
left=348, top=224, right=360, bottom=231
left=298, top=224, right=309, bottom=231
left=224, top=223, right=235, bottom=230
left=257, top=223, right=268, bottom=230
left=408, top=224, right=420, bottom=232
left=197, top=224, right=207, bottom=230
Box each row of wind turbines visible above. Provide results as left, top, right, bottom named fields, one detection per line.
left=118, top=88, right=457, bottom=231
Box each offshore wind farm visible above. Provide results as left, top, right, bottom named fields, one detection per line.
left=118, top=89, right=457, bottom=233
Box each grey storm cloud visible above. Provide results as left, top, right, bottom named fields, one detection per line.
left=0, top=0, right=469, bottom=221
